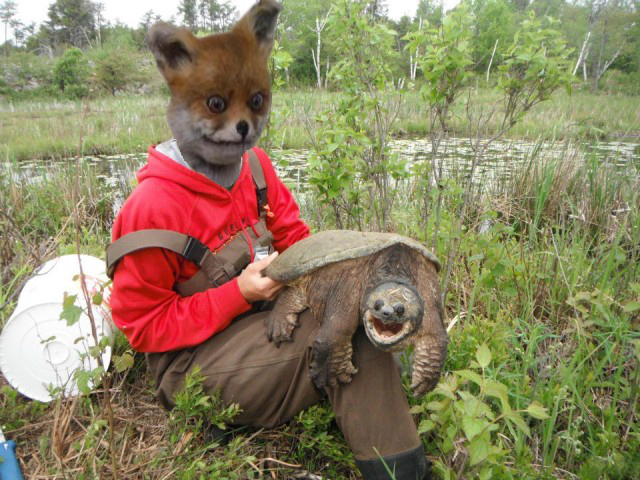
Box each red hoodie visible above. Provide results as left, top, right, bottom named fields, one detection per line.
left=110, top=146, right=309, bottom=352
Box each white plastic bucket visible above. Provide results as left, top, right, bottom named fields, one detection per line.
left=13, top=255, right=108, bottom=314
left=0, top=255, right=113, bottom=403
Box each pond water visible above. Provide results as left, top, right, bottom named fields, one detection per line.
left=5, top=138, right=640, bottom=192
left=274, top=138, right=640, bottom=189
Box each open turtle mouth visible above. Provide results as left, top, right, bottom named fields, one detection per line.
left=363, top=310, right=414, bottom=349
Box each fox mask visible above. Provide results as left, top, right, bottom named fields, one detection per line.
left=147, top=0, right=282, bottom=183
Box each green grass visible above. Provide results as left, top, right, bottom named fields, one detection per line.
left=1, top=87, right=639, bottom=162
left=0, top=96, right=171, bottom=161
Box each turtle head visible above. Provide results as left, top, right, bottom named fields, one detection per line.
left=362, top=281, right=424, bottom=351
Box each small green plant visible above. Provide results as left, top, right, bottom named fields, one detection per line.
left=58, top=277, right=130, bottom=398
left=170, top=365, right=241, bottom=444
left=289, top=403, right=356, bottom=476
left=0, top=385, right=48, bottom=432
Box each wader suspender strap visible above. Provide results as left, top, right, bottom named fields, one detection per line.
left=105, top=229, right=211, bottom=279
left=105, top=149, right=274, bottom=297
left=247, top=149, right=268, bottom=218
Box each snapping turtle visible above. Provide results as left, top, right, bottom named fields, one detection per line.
left=263, top=230, right=448, bottom=396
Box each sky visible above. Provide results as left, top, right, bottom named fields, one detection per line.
left=14, top=0, right=443, bottom=29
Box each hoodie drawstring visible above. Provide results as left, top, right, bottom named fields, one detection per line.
left=232, top=202, right=255, bottom=262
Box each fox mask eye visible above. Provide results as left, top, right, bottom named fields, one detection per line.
left=250, top=93, right=264, bottom=111
left=207, top=96, right=227, bottom=113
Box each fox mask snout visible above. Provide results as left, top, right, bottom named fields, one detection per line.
left=147, top=0, right=282, bottom=171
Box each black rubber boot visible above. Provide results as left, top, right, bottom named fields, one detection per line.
left=355, top=445, right=430, bottom=480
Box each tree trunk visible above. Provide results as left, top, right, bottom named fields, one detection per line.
left=573, top=31, right=591, bottom=76
left=486, top=39, right=498, bottom=82
left=592, top=20, right=608, bottom=91
left=410, top=18, right=422, bottom=82
left=310, top=7, right=333, bottom=90
left=312, top=18, right=323, bottom=89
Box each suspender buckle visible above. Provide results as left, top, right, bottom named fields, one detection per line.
left=182, top=236, right=210, bottom=266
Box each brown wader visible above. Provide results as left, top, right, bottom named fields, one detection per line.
left=107, top=149, right=427, bottom=479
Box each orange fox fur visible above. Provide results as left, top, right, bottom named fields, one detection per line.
left=146, top=0, right=282, bottom=185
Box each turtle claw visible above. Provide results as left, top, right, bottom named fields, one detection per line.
left=310, top=339, right=358, bottom=389
left=265, top=312, right=300, bottom=347
left=410, top=377, right=439, bottom=397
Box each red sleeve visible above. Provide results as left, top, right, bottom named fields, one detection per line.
left=254, top=147, right=310, bottom=251
left=110, top=247, right=251, bottom=353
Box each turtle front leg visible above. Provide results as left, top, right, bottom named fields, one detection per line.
left=411, top=259, right=449, bottom=396
left=411, top=331, right=449, bottom=396
left=309, top=302, right=359, bottom=389
left=265, top=286, right=308, bottom=347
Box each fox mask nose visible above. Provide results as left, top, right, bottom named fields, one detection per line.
left=236, top=121, right=249, bottom=138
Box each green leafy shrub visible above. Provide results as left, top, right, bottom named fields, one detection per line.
left=412, top=344, right=549, bottom=478
left=53, top=47, right=90, bottom=99
left=94, top=46, right=139, bottom=96
left=309, top=0, right=406, bottom=231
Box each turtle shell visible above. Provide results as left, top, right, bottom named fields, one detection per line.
left=264, top=230, right=440, bottom=283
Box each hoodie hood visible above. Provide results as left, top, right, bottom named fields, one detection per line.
left=156, top=138, right=191, bottom=169
left=138, top=144, right=250, bottom=198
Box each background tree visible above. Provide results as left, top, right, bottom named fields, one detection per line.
left=12, top=21, right=35, bottom=48
left=468, top=0, right=515, bottom=72
left=0, top=0, right=17, bottom=54
left=93, top=32, right=139, bottom=95
left=365, top=0, right=389, bottom=20
left=93, top=2, right=104, bottom=46
left=45, top=0, right=97, bottom=48
left=217, top=1, right=238, bottom=31
left=134, top=10, right=162, bottom=48
left=415, top=0, right=444, bottom=26
left=178, top=0, right=198, bottom=31
left=277, top=0, right=334, bottom=84
left=198, top=0, right=238, bottom=33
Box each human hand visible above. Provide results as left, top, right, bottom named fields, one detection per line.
left=237, top=252, right=284, bottom=303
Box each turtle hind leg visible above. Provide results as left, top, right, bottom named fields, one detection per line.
left=265, top=287, right=308, bottom=347
left=309, top=298, right=359, bottom=389
left=310, top=336, right=358, bottom=389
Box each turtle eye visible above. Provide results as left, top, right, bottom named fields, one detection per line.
left=373, top=299, right=384, bottom=311
left=207, top=95, right=226, bottom=113
left=249, top=92, right=263, bottom=111
left=394, top=304, right=405, bottom=317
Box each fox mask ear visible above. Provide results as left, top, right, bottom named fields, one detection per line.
left=233, top=0, right=282, bottom=58
left=146, top=22, right=197, bottom=77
